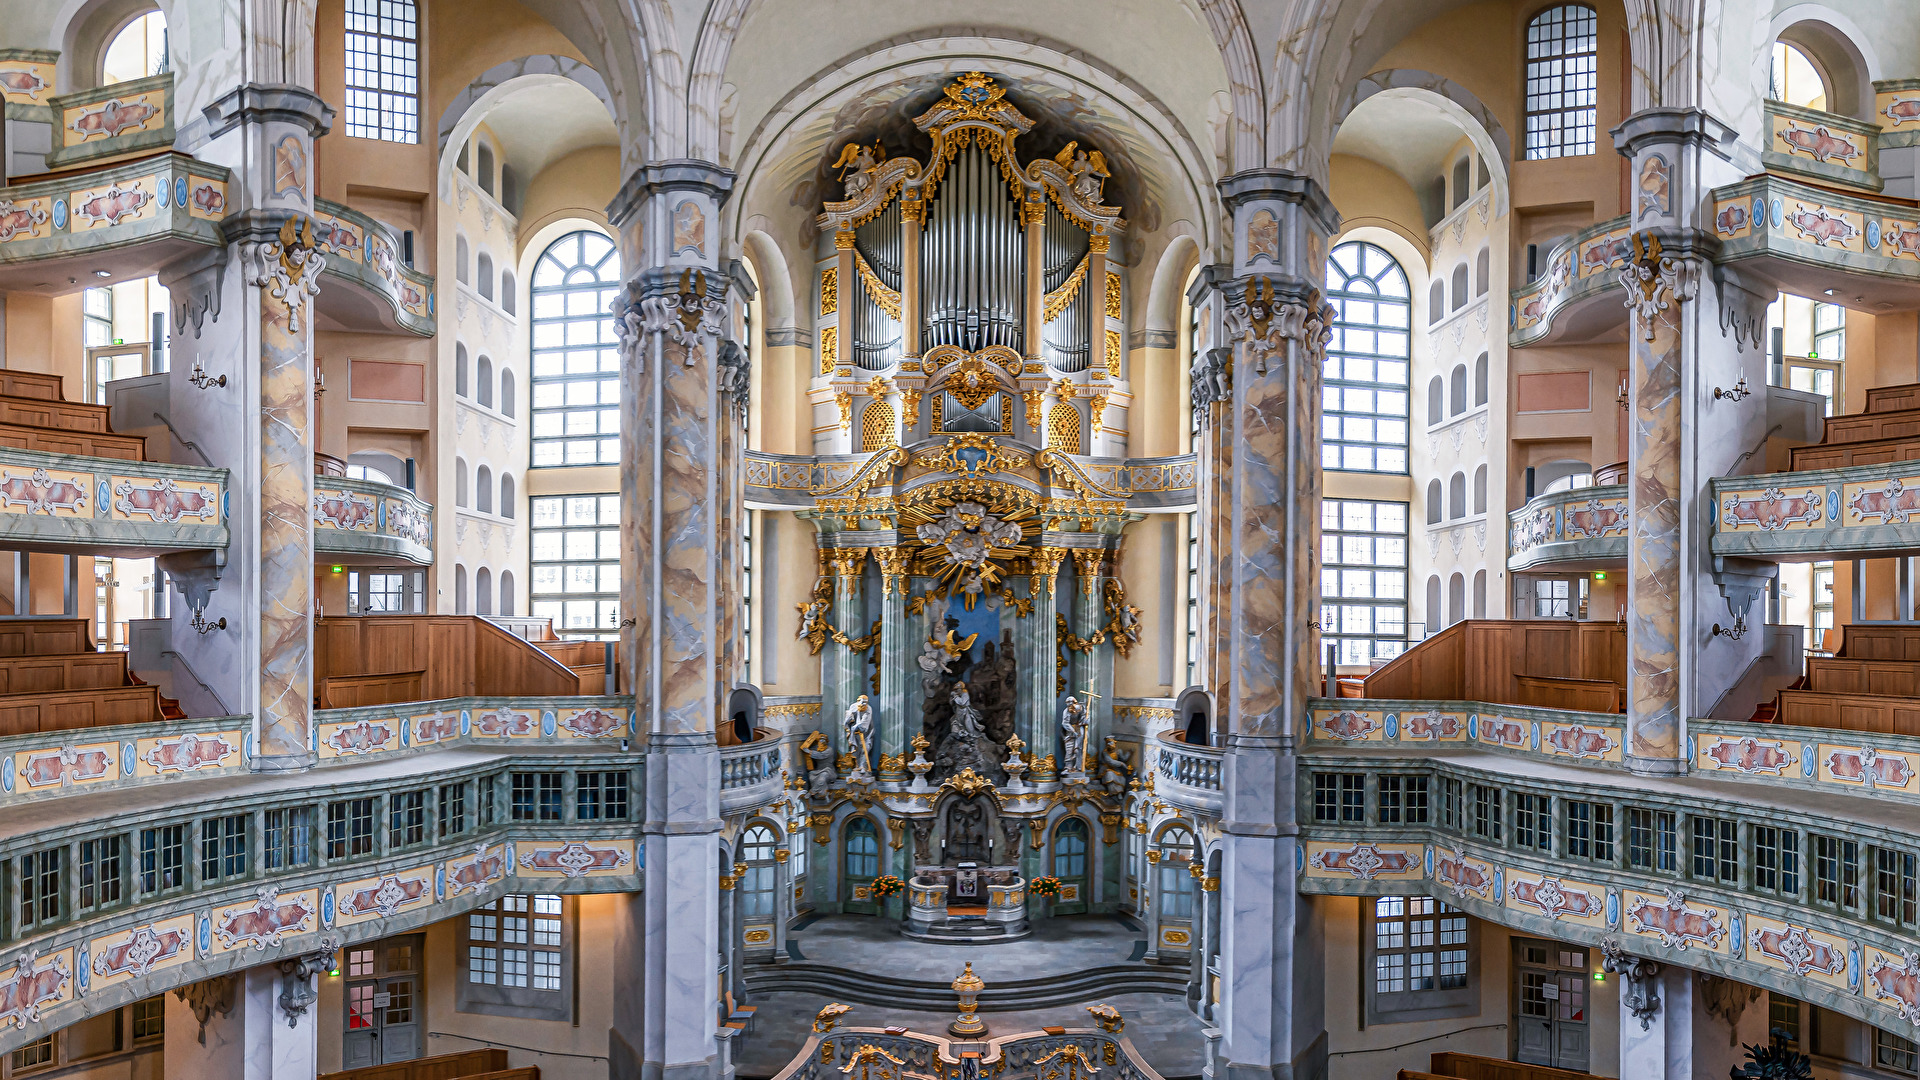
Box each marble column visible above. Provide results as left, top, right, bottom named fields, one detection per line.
left=158, top=86, right=332, bottom=771
left=821, top=545, right=869, bottom=762
left=1087, top=236, right=1111, bottom=378
left=873, top=548, right=911, bottom=778
left=1069, top=548, right=1111, bottom=775
left=771, top=848, right=792, bottom=961
left=607, top=160, right=740, bottom=1080
left=1203, top=170, right=1338, bottom=1080
left=1610, top=111, right=1769, bottom=775
left=1021, top=550, right=1067, bottom=773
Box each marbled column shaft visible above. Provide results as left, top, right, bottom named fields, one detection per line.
left=1072, top=562, right=1112, bottom=773
left=659, top=342, right=718, bottom=733
left=256, top=269, right=313, bottom=763
left=875, top=570, right=911, bottom=777
left=825, top=549, right=867, bottom=757
left=1019, top=569, right=1061, bottom=764
left=1625, top=256, right=1685, bottom=765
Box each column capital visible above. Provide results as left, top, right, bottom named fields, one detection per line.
left=1215, top=168, right=1340, bottom=235
left=1609, top=107, right=1741, bottom=161
left=191, top=84, right=334, bottom=146
left=607, top=159, right=738, bottom=228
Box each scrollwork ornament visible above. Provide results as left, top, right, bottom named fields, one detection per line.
left=1600, top=937, right=1661, bottom=1030
left=1616, top=234, right=1697, bottom=341
left=1189, top=345, right=1233, bottom=428
left=277, top=936, right=341, bottom=1027
left=638, top=269, right=728, bottom=368
left=716, top=338, right=750, bottom=408
left=243, top=216, right=326, bottom=336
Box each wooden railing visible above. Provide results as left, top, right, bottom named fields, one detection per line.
left=0, top=420, right=146, bottom=460
left=0, top=652, right=136, bottom=694
left=318, top=1048, right=524, bottom=1080
left=0, top=619, right=95, bottom=657
left=0, top=394, right=113, bottom=433
left=0, top=685, right=163, bottom=735
left=315, top=616, right=590, bottom=706
left=1362, top=620, right=1624, bottom=710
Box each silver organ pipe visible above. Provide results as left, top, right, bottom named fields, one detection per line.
left=1041, top=202, right=1091, bottom=371
left=853, top=200, right=902, bottom=369
left=919, top=143, right=1023, bottom=352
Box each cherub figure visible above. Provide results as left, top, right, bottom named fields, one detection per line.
left=829, top=140, right=886, bottom=199
left=1054, top=141, right=1110, bottom=201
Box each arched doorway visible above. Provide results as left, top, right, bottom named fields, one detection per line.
left=1051, top=817, right=1090, bottom=915
left=843, top=816, right=880, bottom=914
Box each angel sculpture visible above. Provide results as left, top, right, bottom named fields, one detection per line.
left=795, top=578, right=833, bottom=655
left=830, top=140, right=886, bottom=200
left=1054, top=141, right=1110, bottom=202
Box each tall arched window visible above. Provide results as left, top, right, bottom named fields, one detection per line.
left=1474, top=249, right=1490, bottom=296
left=1324, top=242, right=1411, bottom=473
left=456, top=236, right=470, bottom=286
left=478, top=253, right=495, bottom=301
left=1448, top=472, right=1466, bottom=519
left=741, top=825, right=777, bottom=920
left=499, top=473, right=515, bottom=518
left=499, top=369, right=516, bottom=418
left=1448, top=572, right=1466, bottom=626
left=1473, top=465, right=1488, bottom=515
left=1771, top=41, right=1829, bottom=110
left=499, top=570, right=515, bottom=617
left=530, top=231, right=622, bottom=466
left=1156, top=826, right=1198, bottom=920
left=1449, top=264, right=1467, bottom=311
left=454, top=458, right=469, bottom=508
left=455, top=343, right=470, bottom=398
left=343, top=0, right=419, bottom=143
left=1450, top=365, right=1467, bottom=415
left=1524, top=6, right=1598, bottom=159
left=1426, top=479, right=1443, bottom=524
left=1053, top=819, right=1089, bottom=879
left=1473, top=353, right=1489, bottom=407
left=1427, top=376, right=1445, bottom=426
left=454, top=565, right=468, bottom=614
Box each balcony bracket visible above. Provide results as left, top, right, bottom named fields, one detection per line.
left=1711, top=555, right=1776, bottom=620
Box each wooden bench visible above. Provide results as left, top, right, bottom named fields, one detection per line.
left=319, top=1048, right=510, bottom=1080
left=0, top=684, right=163, bottom=735
left=1837, top=624, right=1920, bottom=661
left=1777, top=688, right=1920, bottom=734
left=1788, top=434, right=1920, bottom=471
left=1515, top=674, right=1623, bottom=712
left=0, top=619, right=95, bottom=657
left=0, top=651, right=133, bottom=695
left=319, top=670, right=426, bottom=710
left=0, top=371, right=68, bottom=402
left=1808, top=656, right=1920, bottom=698
left=1868, top=383, right=1920, bottom=414
left=1820, top=405, right=1920, bottom=446
left=0, top=394, right=114, bottom=434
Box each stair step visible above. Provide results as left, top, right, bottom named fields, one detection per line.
left=742, top=961, right=1189, bottom=1011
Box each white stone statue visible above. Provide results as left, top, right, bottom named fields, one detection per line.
left=949, top=682, right=986, bottom=740
left=843, top=695, right=874, bottom=776
left=1060, top=696, right=1089, bottom=776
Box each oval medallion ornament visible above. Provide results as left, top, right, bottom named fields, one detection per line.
left=1751, top=196, right=1764, bottom=224
left=542, top=711, right=558, bottom=737
left=2, top=756, right=12, bottom=792
left=435, top=864, right=446, bottom=900
left=1850, top=945, right=1863, bottom=990
left=1606, top=889, right=1620, bottom=929
left=77, top=949, right=90, bottom=992
left=175, top=177, right=188, bottom=207
left=400, top=721, right=410, bottom=748
left=1869, top=220, right=1883, bottom=249
left=1802, top=743, right=1817, bottom=777
left=1529, top=721, right=1541, bottom=751
left=1770, top=198, right=1784, bottom=229
left=1294, top=847, right=1304, bottom=873
left=1728, top=914, right=1744, bottom=957
left=52, top=199, right=67, bottom=230
left=242, top=731, right=254, bottom=764
left=199, top=916, right=212, bottom=953
left=321, top=888, right=336, bottom=928
left=1829, top=489, right=1841, bottom=523
left=1385, top=713, right=1400, bottom=740
left=121, top=743, right=136, bottom=776
left=1467, top=714, right=1479, bottom=740
left=461, top=710, right=472, bottom=737
left=155, top=180, right=168, bottom=208
left=1424, top=848, right=1435, bottom=876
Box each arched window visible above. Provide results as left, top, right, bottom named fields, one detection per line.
left=502, top=271, right=516, bottom=315
left=477, top=355, right=494, bottom=408
left=1449, top=265, right=1468, bottom=311
left=1156, top=826, right=1198, bottom=920
left=1449, top=365, right=1467, bottom=415
left=1428, top=281, right=1444, bottom=324
left=499, top=473, right=515, bottom=518
left=844, top=818, right=878, bottom=899
left=1448, top=572, right=1466, bottom=626
left=343, top=0, right=419, bottom=143
left=475, top=465, right=493, bottom=514
left=1524, top=6, right=1598, bottom=159
left=499, top=369, right=516, bottom=418
left=1324, top=241, right=1411, bottom=473
left=1473, top=353, right=1489, bottom=407
left=478, top=253, right=495, bottom=301
left=861, top=400, right=896, bottom=451
left=742, top=825, right=778, bottom=919
left=1054, top=819, right=1089, bottom=879
left=531, top=231, right=622, bottom=466
left=499, top=570, right=515, bottom=617
left=454, top=565, right=468, bottom=614
left=455, top=236, right=470, bottom=286
left=1473, top=570, right=1487, bottom=619
left=477, top=142, right=496, bottom=196
left=1474, top=249, right=1490, bottom=296
left=1426, top=479, right=1443, bottom=525
left=1451, top=158, right=1470, bottom=210
left=476, top=567, right=493, bottom=616
left=1428, top=376, right=1445, bottom=426
left=1448, top=472, right=1466, bottom=519
left=1771, top=41, right=1828, bottom=110
left=455, top=343, right=469, bottom=398
left=103, top=12, right=168, bottom=84
left=1473, top=465, right=1488, bottom=515
left=454, top=458, right=469, bottom=508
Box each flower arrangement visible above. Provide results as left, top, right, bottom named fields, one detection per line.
left=1030, top=876, right=1064, bottom=898
left=871, top=874, right=905, bottom=899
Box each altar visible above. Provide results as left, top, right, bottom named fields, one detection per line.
left=906, top=864, right=1030, bottom=943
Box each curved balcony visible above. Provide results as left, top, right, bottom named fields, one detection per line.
left=312, top=475, right=433, bottom=565
left=1762, top=100, right=1881, bottom=193
left=1507, top=214, right=1629, bottom=348
left=1152, top=729, right=1222, bottom=815
left=1711, top=457, right=1920, bottom=562
left=1507, top=483, right=1627, bottom=572
left=0, top=444, right=227, bottom=556
left=719, top=729, right=785, bottom=814
left=1711, top=173, right=1920, bottom=309
left=743, top=448, right=1199, bottom=513
left=312, top=198, right=436, bottom=336
left=0, top=152, right=230, bottom=295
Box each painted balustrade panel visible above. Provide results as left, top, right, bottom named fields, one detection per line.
left=0, top=823, right=642, bottom=1056
left=1691, top=718, right=1920, bottom=808
left=774, top=1027, right=1158, bottom=1080
left=0, top=50, right=57, bottom=108
left=1508, top=215, right=1630, bottom=347
left=312, top=474, right=434, bottom=564
left=1711, top=459, right=1920, bottom=560
left=0, top=154, right=229, bottom=263
left=1507, top=483, right=1628, bottom=571
left=313, top=696, right=633, bottom=761
left=312, top=198, right=436, bottom=336
left=1308, top=698, right=1628, bottom=767
left=1296, top=827, right=1913, bottom=1042
left=744, top=448, right=1198, bottom=510
left=1712, top=174, right=1920, bottom=284
left=0, top=445, right=227, bottom=553
left=1763, top=100, right=1882, bottom=193
left=0, top=715, right=251, bottom=804
left=44, top=74, right=174, bottom=170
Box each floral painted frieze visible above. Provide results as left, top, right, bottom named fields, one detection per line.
left=1479, top=717, right=1529, bottom=749
left=1778, top=122, right=1863, bottom=166
left=0, top=199, right=49, bottom=243
left=67, top=98, right=160, bottom=140
left=0, top=68, right=50, bottom=100
left=1307, top=842, right=1419, bottom=881
left=411, top=710, right=461, bottom=744
left=91, top=924, right=188, bottom=980
left=517, top=841, right=634, bottom=879
left=1787, top=203, right=1860, bottom=248
left=0, top=952, right=72, bottom=1028
left=1748, top=921, right=1846, bottom=979
left=72, top=183, right=151, bottom=228
left=1870, top=951, right=1920, bottom=1024
left=1720, top=487, right=1823, bottom=531
left=446, top=845, right=508, bottom=896
left=0, top=468, right=86, bottom=515
left=113, top=477, right=218, bottom=523
left=1509, top=875, right=1604, bottom=921
left=1403, top=709, right=1463, bottom=741
left=141, top=732, right=238, bottom=774
left=1512, top=507, right=1556, bottom=552
left=1627, top=890, right=1728, bottom=951
left=1314, top=709, right=1382, bottom=741
left=190, top=182, right=225, bottom=216
left=1827, top=747, right=1915, bottom=788
left=1848, top=479, right=1920, bottom=526
left=214, top=888, right=316, bottom=950
left=1703, top=735, right=1794, bottom=776
left=339, top=874, right=430, bottom=920
left=1563, top=497, right=1628, bottom=539
left=20, top=745, right=112, bottom=788
left=1435, top=849, right=1495, bottom=899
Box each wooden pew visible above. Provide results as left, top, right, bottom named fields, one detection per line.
left=1868, top=383, right=1920, bottom=414
left=318, top=1048, right=510, bottom=1080
left=315, top=616, right=585, bottom=706
left=0, top=685, right=163, bottom=735
left=0, top=652, right=133, bottom=694
left=1515, top=674, right=1623, bottom=712
left=1426, top=1052, right=1608, bottom=1080
left=1363, top=620, right=1625, bottom=708
left=319, top=670, right=426, bottom=709
left=1808, top=656, right=1920, bottom=698
left=0, top=394, right=114, bottom=434
left=1838, top=625, right=1920, bottom=661
left=1777, top=688, right=1920, bottom=735
left=0, top=371, right=68, bottom=401
left=1819, top=405, right=1920, bottom=446
left=1788, top=434, right=1920, bottom=471
left=0, top=619, right=95, bottom=657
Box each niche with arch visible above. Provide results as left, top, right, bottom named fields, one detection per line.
left=1473, top=465, right=1488, bottom=515
left=499, top=571, right=516, bottom=617
left=475, top=465, right=493, bottom=513
left=455, top=344, right=469, bottom=398
left=456, top=236, right=471, bottom=286
left=454, top=458, right=469, bottom=508
left=1428, top=282, right=1444, bottom=324
left=499, top=473, right=515, bottom=518
left=1448, top=472, right=1466, bottom=519
left=477, top=142, right=496, bottom=196
left=1472, top=570, right=1487, bottom=619
left=476, top=567, right=494, bottom=616
left=1473, top=353, right=1488, bottom=407
left=1449, top=365, right=1467, bottom=416
left=1428, top=376, right=1445, bottom=426
left=478, top=253, right=495, bottom=301
left=454, top=565, right=469, bottom=614
left=1449, top=265, right=1468, bottom=311
left=502, top=271, right=516, bottom=315
left=1426, top=479, right=1443, bottom=524
left=1425, top=576, right=1442, bottom=633
left=1474, top=249, right=1490, bottom=296
left=477, top=355, right=494, bottom=408
left=1448, top=573, right=1465, bottom=627
left=499, top=369, right=516, bottom=418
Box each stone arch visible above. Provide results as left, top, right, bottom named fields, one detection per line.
left=1333, top=70, right=1513, bottom=219
left=1769, top=6, right=1881, bottom=121
left=53, top=0, right=164, bottom=92
left=433, top=56, right=617, bottom=198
